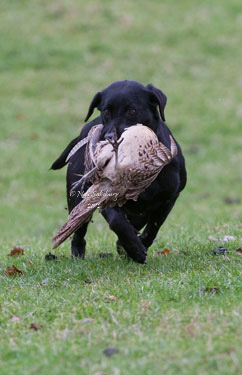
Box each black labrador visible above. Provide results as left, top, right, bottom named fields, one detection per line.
left=51, top=80, right=187, bottom=263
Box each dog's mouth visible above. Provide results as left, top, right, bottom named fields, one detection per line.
left=104, top=131, right=115, bottom=139
left=102, top=122, right=131, bottom=141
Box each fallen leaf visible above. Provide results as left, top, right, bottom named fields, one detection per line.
left=28, top=259, right=34, bottom=265
left=29, top=323, right=43, bottom=331
left=236, top=248, right=242, bottom=255
left=1, top=265, right=23, bottom=276
left=45, top=252, right=57, bottom=260
left=7, top=246, right=24, bottom=257
left=103, top=348, right=119, bottom=357
left=212, top=247, right=228, bottom=256
left=11, top=265, right=23, bottom=274
left=157, top=248, right=170, bottom=255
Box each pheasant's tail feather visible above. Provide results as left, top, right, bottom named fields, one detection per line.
left=52, top=187, right=107, bottom=249
left=52, top=208, right=93, bottom=249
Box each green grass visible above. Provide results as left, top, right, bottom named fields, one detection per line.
left=0, top=0, right=242, bottom=374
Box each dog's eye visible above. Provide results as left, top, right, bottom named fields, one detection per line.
left=128, top=109, right=136, bottom=116
left=104, top=109, right=110, bottom=116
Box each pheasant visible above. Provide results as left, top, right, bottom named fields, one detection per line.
left=52, top=124, right=177, bottom=249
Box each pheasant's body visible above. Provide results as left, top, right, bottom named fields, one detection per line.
left=52, top=124, right=177, bottom=249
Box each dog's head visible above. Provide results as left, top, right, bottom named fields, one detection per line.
left=85, top=80, right=167, bottom=139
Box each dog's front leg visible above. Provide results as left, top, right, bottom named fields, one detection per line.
left=71, top=223, right=89, bottom=258
left=102, top=207, right=147, bottom=264
left=67, top=172, right=91, bottom=259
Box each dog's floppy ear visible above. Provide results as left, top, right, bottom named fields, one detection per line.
left=50, top=135, right=81, bottom=170
left=146, top=84, right=167, bottom=122
left=85, top=92, right=102, bottom=122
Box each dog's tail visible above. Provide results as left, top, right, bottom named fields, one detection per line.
left=50, top=136, right=81, bottom=170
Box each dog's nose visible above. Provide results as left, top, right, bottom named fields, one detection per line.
left=104, top=132, right=114, bottom=139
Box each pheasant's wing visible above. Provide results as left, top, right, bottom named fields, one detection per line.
left=156, top=135, right=178, bottom=162
left=125, top=135, right=178, bottom=200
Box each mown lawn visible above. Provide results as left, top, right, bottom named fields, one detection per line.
left=0, top=0, right=242, bottom=374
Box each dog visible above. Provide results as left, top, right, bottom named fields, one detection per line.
left=51, top=80, right=187, bottom=263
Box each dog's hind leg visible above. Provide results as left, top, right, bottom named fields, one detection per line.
left=139, top=194, right=179, bottom=248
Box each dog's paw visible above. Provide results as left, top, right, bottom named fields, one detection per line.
left=128, top=246, right=147, bottom=264
left=71, top=245, right=86, bottom=259
left=136, top=248, right=147, bottom=264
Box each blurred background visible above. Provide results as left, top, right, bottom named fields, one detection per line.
left=0, top=0, right=241, bottom=251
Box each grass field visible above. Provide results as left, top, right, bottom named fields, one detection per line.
left=0, top=0, right=242, bottom=374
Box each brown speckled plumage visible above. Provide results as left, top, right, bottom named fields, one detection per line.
left=52, top=124, right=177, bottom=249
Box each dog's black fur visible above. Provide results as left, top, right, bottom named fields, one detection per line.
left=51, top=80, right=187, bottom=263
